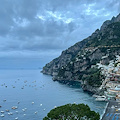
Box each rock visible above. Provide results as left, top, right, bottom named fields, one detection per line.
left=81, top=84, right=99, bottom=94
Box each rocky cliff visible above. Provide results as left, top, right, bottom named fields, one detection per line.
left=42, top=14, right=120, bottom=94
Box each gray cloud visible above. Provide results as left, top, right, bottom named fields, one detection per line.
left=0, top=0, right=120, bottom=58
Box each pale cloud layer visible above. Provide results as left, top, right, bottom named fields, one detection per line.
left=0, top=0, right=120, bottom=60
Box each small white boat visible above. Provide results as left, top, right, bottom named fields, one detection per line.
left=95, top=96, right=106, bottom=101
left=12, top=106, right=18, bottom=109
left=32, top=102, right=34, bottom=104
left=8, top=112, right=13, bottom=115
left=40, top=104, right=42, bottom=106
left=35, top=111, right=38, bottom=114
left=16, top=111, right=18, bottom=113
left=1, top=111, right=4, bottom=113
left=1, top=114, right=4, bottom=117
left=15, top=117, right=18, bottom=120
left=22, top=109, right=25, bottom=112
left=92, top=94, right=99, bottom=98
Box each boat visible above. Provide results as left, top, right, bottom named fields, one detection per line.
left=8, top=112, right=13, bottom=115
left=1, top=111, right=4, bottom=113
left=12, top=106, right=18, bottom=109
left=35, top=111, right=38, bottom=114
left=32, top=102, right=34, bottom=104
left=6, top=109, right=9, bottom=112
left=22, top=109, right=25, bottom=112
left=40, top=104, right=42, bottom=106
left=92, top=94, right=99, bottom=98
left=15, top=117, right=18, bottom=120
left=95, top=96, right=107, bottom=101
left=0, top=114, right=4, bottom=117
left=16, top=111, right=18, bottom=113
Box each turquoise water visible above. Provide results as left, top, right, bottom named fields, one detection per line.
left=0, top=69, right=106, bottom=120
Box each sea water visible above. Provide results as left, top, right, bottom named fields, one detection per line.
left=0, top=69, right=106, bottom=120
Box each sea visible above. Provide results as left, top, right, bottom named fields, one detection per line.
left=0, top=69, right=107, bottom=120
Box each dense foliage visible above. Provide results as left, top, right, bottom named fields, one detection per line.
left=82, top=68, right=104, bottom=87
left=43, top=103, right=100, bottom=120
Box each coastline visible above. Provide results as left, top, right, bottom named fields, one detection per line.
left=100, top=102, right=109, bottom=120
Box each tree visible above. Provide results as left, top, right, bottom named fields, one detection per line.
left=43, top=103, right=100, bottom=120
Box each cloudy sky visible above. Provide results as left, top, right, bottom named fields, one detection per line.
left=0, top=0, right=120, bottom=69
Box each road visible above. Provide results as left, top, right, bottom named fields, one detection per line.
left=101, top=101, right=120, bottom=120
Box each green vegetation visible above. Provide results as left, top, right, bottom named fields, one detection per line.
left=43, top=104, right=100, bottom=120
left=89, top=59, right=99, bottom=66
left=67, top=62, right=74, bottom=71
left=57, top=68, right=66, bottom=78
left=82, top=68, right=104, bottom=87
left=57, top=53, right=104, bottom=86
left=108, top=22, right=120, bottom=37
left=114, top=62, right=120, bottom=67
left=86, top=22, right=120, bottom=47
left=114, top=63, right=118, bottom=67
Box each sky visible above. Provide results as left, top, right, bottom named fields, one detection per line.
left=0, top=0, right=120, bottom=69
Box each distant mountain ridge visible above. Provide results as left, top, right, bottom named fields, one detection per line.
left=42, top=13, right=120, bottom=94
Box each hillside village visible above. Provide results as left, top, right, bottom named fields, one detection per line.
left=92, top=46, right=120, bottom=101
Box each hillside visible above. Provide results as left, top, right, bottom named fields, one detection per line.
left=42, top=14, right=120, bottom=94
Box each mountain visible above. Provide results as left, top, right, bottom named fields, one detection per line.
left=42, top=14, right=120, bottom=94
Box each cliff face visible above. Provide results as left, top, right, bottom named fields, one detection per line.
left=42, top=38, right=89, bottom=75
left=42, top=14, right=120, bottom=94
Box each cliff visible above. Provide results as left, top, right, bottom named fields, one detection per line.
left=42, top=13, right=120, bottom=94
